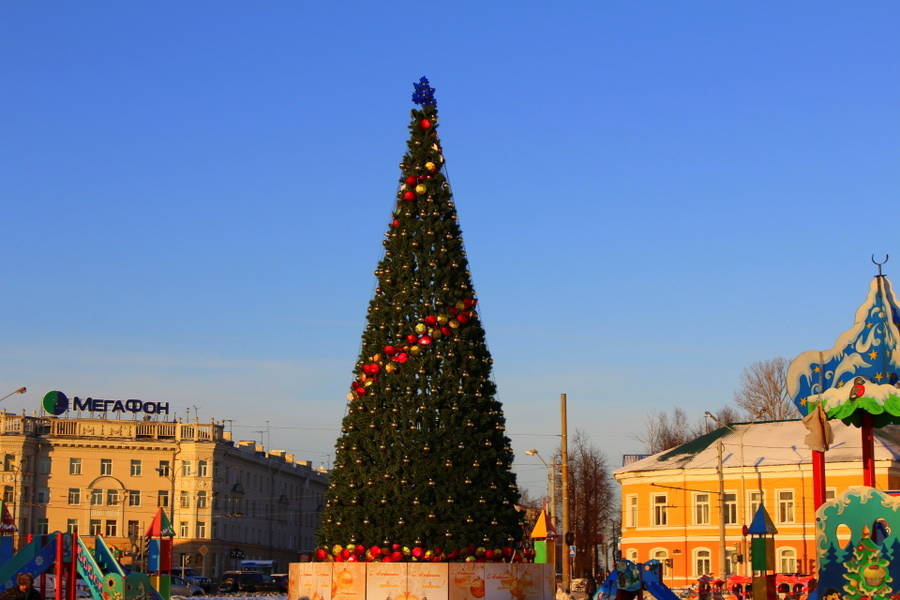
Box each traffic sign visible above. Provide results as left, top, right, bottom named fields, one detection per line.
left=569, top=545, right=576, bottom=557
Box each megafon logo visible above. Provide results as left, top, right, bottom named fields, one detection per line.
left=42, top=391, right=69, bottom=416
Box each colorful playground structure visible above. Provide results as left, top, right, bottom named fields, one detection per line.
left=0, top=508, right=175, bottom=600
left=598, top=559, right=679, bottom=600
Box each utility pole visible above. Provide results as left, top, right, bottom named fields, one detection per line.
left=560, top=393, right=571, bottom=594
left=717, top=440, right=727, bottom=579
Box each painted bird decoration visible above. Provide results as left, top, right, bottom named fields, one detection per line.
left=849, top=377, right=866, bottom=401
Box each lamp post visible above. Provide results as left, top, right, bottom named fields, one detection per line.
left=156, top=463, right=177, bottom=532
left=524, top=449, right=557, bottom=529
left=0, top=387, right=26, bottom=405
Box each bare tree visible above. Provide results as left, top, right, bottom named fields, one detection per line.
left=639, top=408, right=706, bottom=454
left=562, top=431, right=615, bottom=578
left=734, top=357, right=799, bottom=420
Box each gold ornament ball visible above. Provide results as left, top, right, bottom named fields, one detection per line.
left=425, top=161, right=436, bottom=171
left=437, top=315, right=448, bottom=324
left=415, top=323, right=427, bottom=334
left=415, top=184, right=427, bottom=194
left=385, top=363, right=396, bottom=373
left=449, top=320, right=460, bottom=329
left=410, top=345, right=421, bottom=354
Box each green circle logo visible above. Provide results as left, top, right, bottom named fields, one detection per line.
left=42, top=391, right=69, bottom=416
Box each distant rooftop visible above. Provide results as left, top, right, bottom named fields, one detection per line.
left=614, top=419, right=900, bottom=475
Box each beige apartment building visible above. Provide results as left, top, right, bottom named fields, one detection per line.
left=0, top=411, right=328, bottom=578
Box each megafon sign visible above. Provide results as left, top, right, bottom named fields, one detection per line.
left=42, top=391, right=170, bottom=416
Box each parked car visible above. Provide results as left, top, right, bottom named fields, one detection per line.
left=171, top=575, right=205, bottom=596
left=172, top=568, right=213, bottom=592
left=217, top=571, right=279, bottom=593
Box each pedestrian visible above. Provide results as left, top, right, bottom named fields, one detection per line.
left=1, top=573, right=41, bottom=600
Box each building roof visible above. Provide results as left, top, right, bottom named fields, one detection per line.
left=614, top=419, right=900, bottom=476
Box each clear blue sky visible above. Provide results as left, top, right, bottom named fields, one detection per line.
left=2, top=2, right=898, bottom=496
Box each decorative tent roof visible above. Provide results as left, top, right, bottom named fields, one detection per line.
left=787, top=274, right=900, bottom=427
left=747, top=504, right=777, bottom=535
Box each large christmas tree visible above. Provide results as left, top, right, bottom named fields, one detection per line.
left=316, top=78, right=521, bottom=561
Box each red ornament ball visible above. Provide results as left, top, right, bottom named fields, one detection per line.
left=402, top=191, right=416, bottom=202
left=391, top=551, right=403, bottom=562
left=393, top=352, right=409, bottom=363
left=440, top=326, right=451, bottom=336
left=424, top=315, right=437, bottom=325
left=456, top=313, right=470, bottom=325
left=384, top=345, right=397, bottom=356
left=420, top=119, right=432, bottom=129
left=405, top=176, right=417, bottom=185
left=391, top=219, right=400, bottom=228
left=406, top=334, right=418, bottom=344
left=418, top=335, right=433, bottom=346
left=315, top=548, right=328, bottom=561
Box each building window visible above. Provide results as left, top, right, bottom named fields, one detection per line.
left=694, top=493, right=710, bottom=525
left=825, top=488, right=836, bottom=501
left=652, top=549, right=669, bottom=577
left=748, top=491, right=765, bottom=518
left=38, top=518, right=49, bottom=534
left=100, top=459, right=112, bottom=476
left=91, top=489, right=103, bottom=505
left=198, top=460, right=208, bottom=477
left=626, top=495, right=638, bottom=528
left=128, top=490, right=141, bottom=507
left=69, top=458, right=82, bottom=475
left=3, top=454, right=14, bottom=471
left=196, top=521, right=206, bottom=538
left=158, top=490, right=169, bottom=507
left=158, top=460, right=170, bottom=477
left=627, top=549, right=638, bottom=562
left=180, top=521, right=189, bottom=537
left=180, top=491, right=190, bottom=508
left=197, top=491, right=207, bottom=509
left=2, top=486, right=12, bottom=503
left=36, top=488, right=49, bottom=504
left=130, top=460, right=142, bottom=476
left=90, top=520, right=101, bottom=536
left=779, top=547, right=797, bottom=573
left=105, top=520, right=117, bottom=537
left=652, top=494, right=668, bottom=526
left=67, top=519, right=78, bottom=534
left=128, top=520, right=140, bottom=538
left=723, top=493, right=737, bottom=524
left=68, top=488, right=81, bottom=505
left=38, top=458, right=52, bottom=474
left=694, top=548, right=712, bottom=576
left=107, top=489, right=119, bottom=506
left=778, top=490, right=795, bottom=523
left=181, top=460, right=192, bottom=477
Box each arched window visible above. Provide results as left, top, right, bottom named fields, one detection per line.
left=627, top=549, right=639, bottom=562
left=778, top=547, right=797, bottom=574
left=651, top=548, right=669, bottom=577
left=693, top=548, right=711, bottom=577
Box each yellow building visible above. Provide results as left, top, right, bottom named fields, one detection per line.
left=0, top=411, right=328, bottom=577
left=613, top=419, right=900, bottom=587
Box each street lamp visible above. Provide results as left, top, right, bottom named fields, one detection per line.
left=155, top=464, right=176, bottom=530
left=0, top=387, right=26, bottom=404
left=524, top=449, right=557, bottom=529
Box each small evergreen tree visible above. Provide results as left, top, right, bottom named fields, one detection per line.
left=842, top=537, right=892, bottom=600
left=316, top=78, right=521, bottom=558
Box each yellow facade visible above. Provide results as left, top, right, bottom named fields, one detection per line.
left=0, top=412, right=328, bottom=578
left=613, top=420, right=900, bottom=587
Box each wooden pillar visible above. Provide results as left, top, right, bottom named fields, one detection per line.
left=861, top=413, right=875, bottom=487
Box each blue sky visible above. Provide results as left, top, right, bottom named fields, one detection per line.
left=2, top=2, right=899, bottom=496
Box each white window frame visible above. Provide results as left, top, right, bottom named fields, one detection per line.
left=626, top=494, right=638, bottom=528
left=68, top=488, right=81, bottom=505
left=100, top=458, right=112, bottom=476
left=694, top=492, right=711, bottom=525
left=693, top=547, right=712, bottom=577
left=130, top=460, right=142, bottom=476
left=747, top=490, right=765, bottom=520
left=778, top=547, right=797, bottom=573
left=723, top=491, right=738, bottom=525
left=777, top=489, right=795, bottom=524
left=652, top=494, right=668, bottom=526
left=69, top=458, right=82, bottom=475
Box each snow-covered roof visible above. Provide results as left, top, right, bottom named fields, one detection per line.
left=613, top=419, right=900, bottom=475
